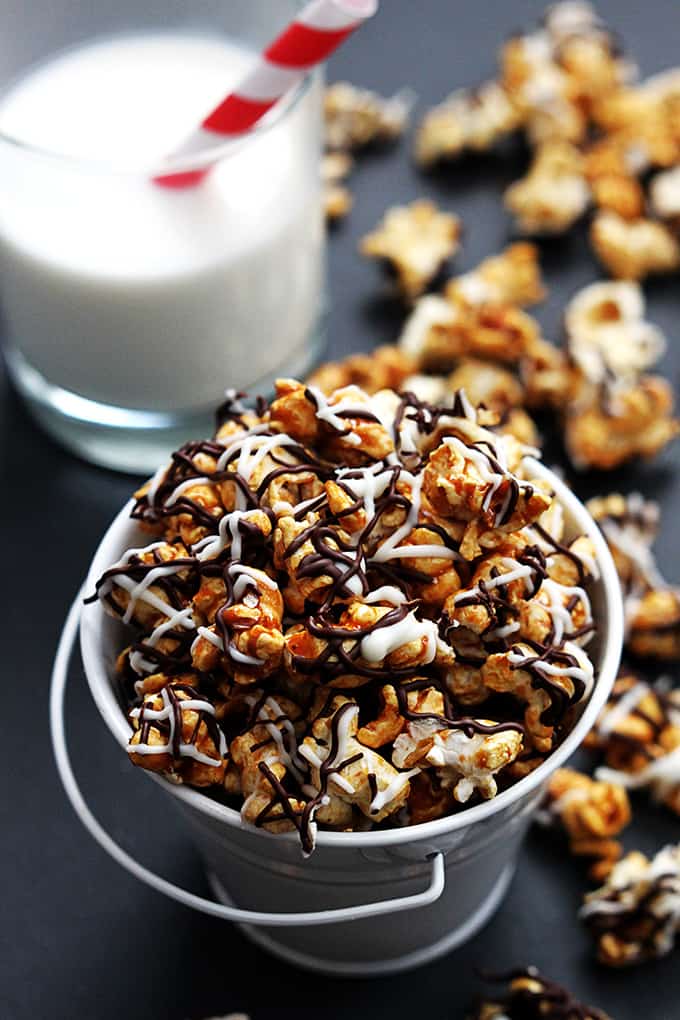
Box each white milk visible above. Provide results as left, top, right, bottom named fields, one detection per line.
left=0, top=34, right=324, bottom=411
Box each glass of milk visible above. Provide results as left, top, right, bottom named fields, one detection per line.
left=0, top=1, right=325, bottom=472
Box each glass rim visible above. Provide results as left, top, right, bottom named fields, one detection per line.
left=0, top=56, right=314, bottom=178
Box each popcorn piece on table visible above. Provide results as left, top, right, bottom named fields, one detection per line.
left=399, top=293, right=543, bottom=373
left=415, top=81, right=521, bottom=166
left=588, top=674, right=680, bottom=815
left=324, top=81, right=413, bottom=152
left=586, top=492, right=666, bottom=639
left=590, top=171, right=645, bottom=220
left=590, top=210, right=680, bottom=281
left=504, top=141, right=590, bottom=235
left=627, top=589, right=680, bottom=661
left=468, top=965, right=611, bottom=1020
left=564, top=374, right=679, bottom=471
left=444, top=242, right=546, bottom=309
left=581, top=843, right=680, bottom=966
left=542, top=766, right=631, bottom=881
left=564, top=281, right=666, bottom=389
left=360, top=200, right=462, bottom=301
left=561, top=280, right=679, bottom=470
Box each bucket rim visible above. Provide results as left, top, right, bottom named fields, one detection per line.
left=80, top=459, right=624, bottom=849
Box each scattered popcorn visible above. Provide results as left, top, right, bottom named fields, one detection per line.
left=360, top=199, right=462, bottom=300
left=415, top=81, right=521, bottom=166
left=587, top=674, right=680, bottom=815
left=581, top=843, right=680, bottom=966
left=590, top=210, right=680, bottom=281
left=324, top=81, right=413, bottom=152
left=541, top=766, right=631, bottom=880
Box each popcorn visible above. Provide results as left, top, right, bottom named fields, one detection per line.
left=588, top=674, right=680, bottom=815
left=415, top=81, right=521, bottom=166
left=581, top=843, right=680, bottom=966
left=541, top=766, right=631, bottom=880
left=504, top=141, right=590, bottom=235
left=93, top=380, right=600, bottom=852
left=482, top=641, right=593, bottom=751
left=360, top=199, right=462, bottom=300
left=128, top=674, right=226, bottom=787
left=564, top=374, right=679, bottom=471
left=468, top=966, right=611, bottom=1020
left=590, top=210, right=680, bottom=280
left=586, top=493, right=668, bottom=641
left=322, top=82, right=413, bottom=222
left=324, top=82, right=413, bottom=152
left=628, top=589, right=680, bottom=661
left=392, top=717, right=523, bottom=803
left=444, top=243, right=546, bottom=308
left=399, top=295, right=542, bottom=372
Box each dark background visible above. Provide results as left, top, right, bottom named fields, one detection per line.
left=2, top=1, right=680, bottom=1017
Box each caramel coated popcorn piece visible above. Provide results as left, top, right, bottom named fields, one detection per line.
left=482, top=641, right=593, bottom=751
left=324, top=82, right=413, bottom=152
left=586, top=492, right=668, bottom=641
left=590, top=675, right=680, bottom=814
left=581, top=844, right=680, bottom=966
left=468, top=966, right=611, bottom=1020
left=360, top=200, right=462, bottom=300
left=628, top=589, right=680, bottom=661
left=392, top=717, right=523, bottom=803
left=591, top=210, right=680, bottom=280
left=128, top=674, right=226, bottom=787
left=542, top=767, right=631, bottom=880
left=444, top=243, right=546, bottom=309
left=505, top=141, right=590, bottom=235
left=415, top=81, right=521, bottom=166
left=300, top=695, right=414, bottom=823
left=565, top=374, right=679, bottom=471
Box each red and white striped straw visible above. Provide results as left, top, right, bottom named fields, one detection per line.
left=155, top=0, right=378, bottom=189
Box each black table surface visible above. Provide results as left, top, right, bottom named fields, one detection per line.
left=3, top=2, right=680, bottom=1017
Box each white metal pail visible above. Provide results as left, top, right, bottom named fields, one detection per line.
left=52, top=461, right=623, bottom=975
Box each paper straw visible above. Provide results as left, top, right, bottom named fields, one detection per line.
left=155, top=0, right=378, bottom=188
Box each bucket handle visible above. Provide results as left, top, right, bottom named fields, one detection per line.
left=51, top=595, right=445, bottom=928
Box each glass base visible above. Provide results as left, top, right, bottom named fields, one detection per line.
left=6, top=322, right=326, bottom=474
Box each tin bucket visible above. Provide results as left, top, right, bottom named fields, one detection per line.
left=51, top=461, right=623, bottom=976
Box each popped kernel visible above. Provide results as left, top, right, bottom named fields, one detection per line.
left=504, top=141, right=590, bottom=235
left=360, top=199, right=462, bottom=300
left=581, top=844, right=680, bottom=966
left=324, top=82, right=413, bottom=152
left=415, top=81, right=521, bottom=166
left=542, top=766, right=631, bottom=880
left=590, top=210, right=680, bottom=281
